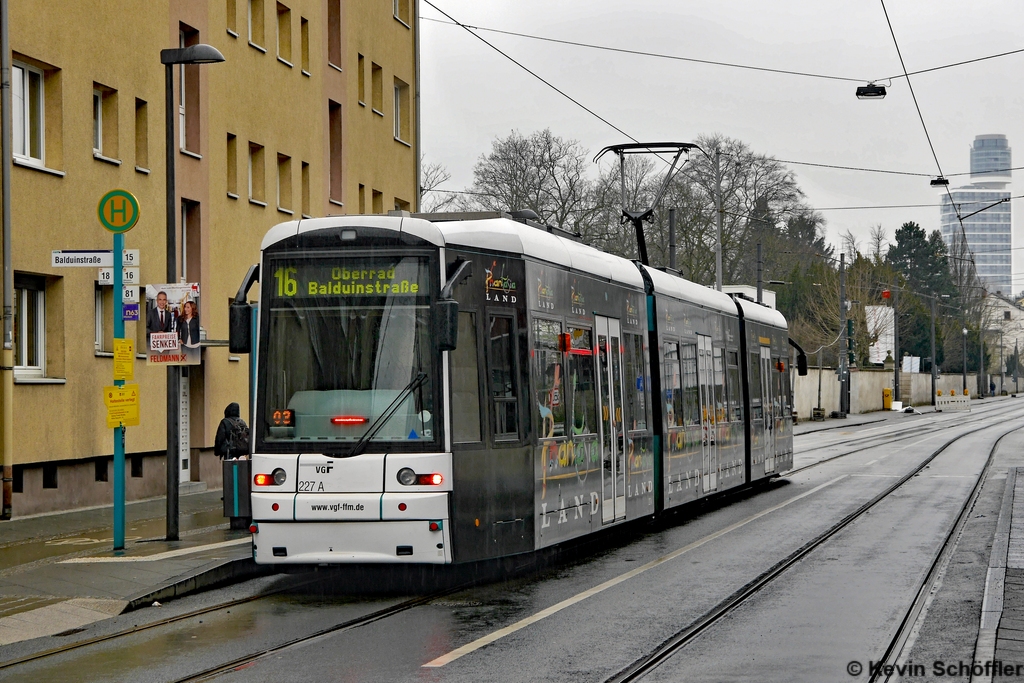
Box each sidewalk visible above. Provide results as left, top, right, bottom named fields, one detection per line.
left=0, top=490, right=264, bottom=647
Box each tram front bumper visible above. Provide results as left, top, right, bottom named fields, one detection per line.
left=251, top=520, right=452, bottom=564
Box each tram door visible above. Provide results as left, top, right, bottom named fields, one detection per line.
left=698, top=335, right=718, bottom=493
left=760, top=346, right=776, bottom=473
left=597, top=316, right=626, bottom=523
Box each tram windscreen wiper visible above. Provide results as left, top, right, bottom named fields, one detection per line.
left=343, top=372, right=428, bottom=458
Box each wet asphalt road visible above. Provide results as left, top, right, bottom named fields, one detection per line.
left=8, top=399, right=1024, bottom=683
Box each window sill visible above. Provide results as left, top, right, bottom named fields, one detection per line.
left=227, top=28, right=239, bottom=38
left=15, top=376, right=67, bottom=385
left=249, top=198, right=267, bottom=207
left=93, top=151, right=122, bottom=166
left=277, top=56, right=293, bottom=68
left=301, top=69, right=310, bottom=77
left=394, top=136, right=411, bottom=148
left=328, top=199, right=344, bottom=207
left=95, top=351, right=114, bottom=358
left=372, top=108, right=384, bottom=117
left=301, top=213, right=312, bottom=219
left=13, top=157, right=65, bottom=177
left=227, top=192, right=239, bottom=200
left=277, top=206, right=294, bottom=215
left=135, top=166, right=150, bottom=175
left=394, top=16, right=411, bottom=29
left=358, top=100, right=366, bottom=107
left=328, top=62, right=343, bottom=73
left=179, top=148, right=202, bottom=160
left=248, top=41, right=267, bottom=53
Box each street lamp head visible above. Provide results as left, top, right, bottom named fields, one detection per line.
left=855, top=83, right=887, bottom=100
left=963, top=328, right=969, bottom=336
left=161, top=44, right=225, bottom=65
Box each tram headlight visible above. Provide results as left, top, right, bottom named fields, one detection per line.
left=397, top=467, right=418, bottom=486
left=272, top=468, right=287, bottom=486
left=254, top=468, right=287, bottom=487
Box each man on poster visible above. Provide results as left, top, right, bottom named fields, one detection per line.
left=146, top=290, right=173, bottom=342
left=145, top=283, right=201, bottom=366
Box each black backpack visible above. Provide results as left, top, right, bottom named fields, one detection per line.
left=224, top=416, right=250, bottom=457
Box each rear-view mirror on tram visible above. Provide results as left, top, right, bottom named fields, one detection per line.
left=436, top=259, right=474, bottom=352
left=229, top=300, right=253, bottom=354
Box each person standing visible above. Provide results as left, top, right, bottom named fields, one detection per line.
left=215, top=402, right=249, bottom=459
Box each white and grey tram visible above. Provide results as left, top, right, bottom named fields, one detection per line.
left=230, top=212, right=802, bottom=565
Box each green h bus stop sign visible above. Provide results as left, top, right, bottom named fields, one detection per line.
left=98, top=189, right=140, bottom=233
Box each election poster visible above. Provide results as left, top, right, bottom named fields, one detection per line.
left=145, top=282, right=202, bottom=365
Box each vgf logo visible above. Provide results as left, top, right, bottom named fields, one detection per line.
left=315, top=464, right=334, bottom=474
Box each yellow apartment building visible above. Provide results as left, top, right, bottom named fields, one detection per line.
left=3, top=0, right=418, bottom=515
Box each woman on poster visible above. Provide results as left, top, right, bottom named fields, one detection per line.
left=178, top=300, right=201, bottom=361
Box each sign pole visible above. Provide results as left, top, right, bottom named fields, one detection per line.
left=98, top=188, right=140, bottom=553
left=113, top=231, right=125, bottom=551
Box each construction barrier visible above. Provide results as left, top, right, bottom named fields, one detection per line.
left=935, top=389, right=971, bottom=412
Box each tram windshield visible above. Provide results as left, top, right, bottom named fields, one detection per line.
left=258, top=252, right=437, bottom=452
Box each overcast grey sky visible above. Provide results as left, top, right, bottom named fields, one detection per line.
left=419, top=1, right=1024, bottom=288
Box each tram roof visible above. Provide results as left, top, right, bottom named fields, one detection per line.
left=267, top=215, right=645, bottom=289
left=641, top=265, right=739, bottom=316
left=733, top=295, right=789, bottom=330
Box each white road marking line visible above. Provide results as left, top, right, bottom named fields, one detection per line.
left=863, top=459, right=879, bottom=466
left=59, top=537, right=250, bottom=563
left=422, top=475, right=847, bottom=668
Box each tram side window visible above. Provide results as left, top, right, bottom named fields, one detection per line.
left=727, top=352, right=742, bottom=422
left=533, top=318, right=565, bottom=438
left=662, top=342, right=681, bottom=427
left=451, top=311, right=481, bottom=443
left=568, top=327, right=597, bottom=436
left=713, top=347, right=726, bottom=423
left=750, top=352, right=763, bottom=420
left=488, top=314, right=519, bottom=440
left=624, top=333, right=647, bottom=431
left=681, top=344, right=699, bottom=426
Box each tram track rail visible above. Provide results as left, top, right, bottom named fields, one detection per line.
left=865, top=425, right=1024, bottom=683
left=787, top=400, right=1023, bottom=476
left=606, top=416, right=1024, bottom=683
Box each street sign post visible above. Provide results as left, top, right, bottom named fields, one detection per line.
left=98, top=189, right=140, bottom=552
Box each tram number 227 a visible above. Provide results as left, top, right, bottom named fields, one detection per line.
left=298, top=481, right=326, bottom=492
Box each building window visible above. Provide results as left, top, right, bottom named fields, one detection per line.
left=372, top=189, right=383, bottom=214
left=14, top=275, right=45, bottom=378
left=94, top=283, right=113, bottom=353
left=95, top=457, right=109, bottom=483
left=135, top=98, right=148, bottom=170
left=12, top=62, right=44, bottom=163
left=249, top=142, right=265, bottom=203
left=227, top=0, right=238, bottom=35
left=12, top=466, right=23, bottom=493
left=393, top=78, right=409, bottom=142
left=179, top=25, right=200, bottom=153
left=394, top=197, right=410, bottom=212
left=393, top=0, right=411, bottom=26
left=371, top=62, right=383, bottom=113
left=276, top=3, right=291, bottom=64
left=358, top=184, right=365, bottom=213
left=248, top=0, right=265, bottom=47
left=327, top=0, right=341, bottom=67
left=93, top=84, right=118, bottom=159
left=277, top=153, right=292, bottom=211
left=357, top=54, right=365, bottom=104
left=181, top=200, right=202, bottom=282
left=300, top=17, right=310, bottom=73
left=42, top=463, right=58, bottom=489
left=227, top=133, right=238, bottom=196
left=131, top=455, right=143, bottom=478
left=301, top=160, right=310, bottom=216
left=328, top=100, right=342, bottom=203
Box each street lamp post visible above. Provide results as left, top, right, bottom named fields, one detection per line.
left=962, top=326, right=968, bottom=393
left=160, top=44, right=224, bottom=541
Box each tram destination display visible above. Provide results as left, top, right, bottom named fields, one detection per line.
left=269, top=255, right=430, bottom=300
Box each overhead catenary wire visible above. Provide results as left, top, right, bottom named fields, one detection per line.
left=422, top=15, right=1024, bottom=88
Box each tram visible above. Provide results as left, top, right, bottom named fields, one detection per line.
left=229, top=212, right=804, bottom=565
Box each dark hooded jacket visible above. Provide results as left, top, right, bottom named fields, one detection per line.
left=214, top=402, right=247, bottom=458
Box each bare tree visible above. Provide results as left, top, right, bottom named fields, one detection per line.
left=419, top=158, right=461, bottom=213
left=869, top=224, right=887, bottom=263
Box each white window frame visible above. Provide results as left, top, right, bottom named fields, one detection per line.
left=12, top=62, right=44, bottom=164
left=14, top=284, right=45, bottom=378
left=179, top=30, right=187, bottom=150
left=394, top=84, right=401, bottom=140
left=93, top=89, right=102, bottom=153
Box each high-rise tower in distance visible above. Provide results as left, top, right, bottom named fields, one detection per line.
left=940, top=134, right=1012, bottom=294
